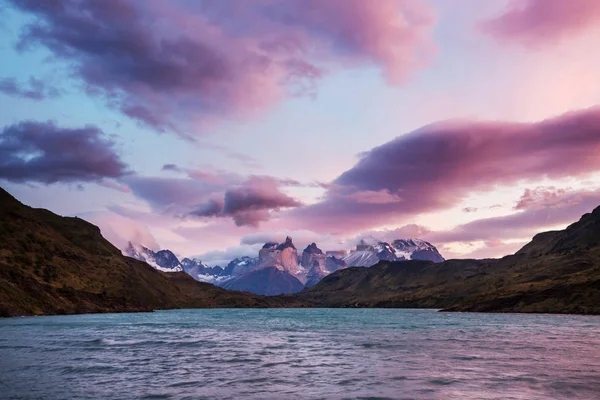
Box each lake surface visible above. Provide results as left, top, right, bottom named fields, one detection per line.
left=1, top=309, right=599, bottom=400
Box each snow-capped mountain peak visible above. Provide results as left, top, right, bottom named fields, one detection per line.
left=124, top=242, right=183, bottom=272
left=122, top=236, right=444, bottom=295
left=343, top=238, right=444, bottom=267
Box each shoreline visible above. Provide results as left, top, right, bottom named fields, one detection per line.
left=4, top=305, right=600, bottom=319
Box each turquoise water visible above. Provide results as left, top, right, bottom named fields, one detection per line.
left=1, top=309, right=599, bottom=399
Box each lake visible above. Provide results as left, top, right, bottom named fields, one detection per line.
left=1, top=309, right=599, bottom=399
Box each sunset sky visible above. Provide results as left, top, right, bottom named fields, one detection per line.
left=1, top=0, right=600, bottom=265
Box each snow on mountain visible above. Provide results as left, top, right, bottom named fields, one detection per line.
left=123, top=236, right=444, bottom=293
left=392, top=239, right=445, bottom=263
left=302, top=243, right=347, bottom=287
left=222, top=256, right=258, bottom=277
left=124, top=242, right=183, bottom=272
left=181, top=258, right=225, bottom=283
left=343, top=238, right=445, bottom=267
left=343, top=250, right=381, bottom=267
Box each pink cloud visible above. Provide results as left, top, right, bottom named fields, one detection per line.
left=10, top=0, right=436, bottom=134
left=348, top=189, right=403, bottom=204
left=481, top=0, right=600, bottom=47
left=515, top=186, right=569, bottom=210
left=485, top=239, right=505, bottom=248
left=97, top=180, right=131, bottom=193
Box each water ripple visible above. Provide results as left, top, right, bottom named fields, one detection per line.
left=1, top=309, right=600, bottom=399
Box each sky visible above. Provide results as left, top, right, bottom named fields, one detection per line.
left=1, top=0, right=600, bottom=266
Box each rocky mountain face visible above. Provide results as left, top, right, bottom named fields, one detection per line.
left=123, top=235, right=444, bottom=295
left=124, top=243, right=227, bottom=283
left=305, top=262, right=329, bottom=288
left=124, top=243, right=183, bottom=272
left=223, top=256, right=258, bottom=276
left=302, top=243, right=347, bottom=287
left=181, top=258, right=225, bottom=282
left=256, top=236, right=305, bottom=280
left=222, top=237, right=308, bottom=295
left=392, top=239, right=445, bottom=262
left=343, top=239, right=444, bottom=267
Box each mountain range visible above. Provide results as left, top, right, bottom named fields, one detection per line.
left=124, top=235, right=445, bottom=295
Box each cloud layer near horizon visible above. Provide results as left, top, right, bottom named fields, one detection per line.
left=9, top=0, right=435, bottom=134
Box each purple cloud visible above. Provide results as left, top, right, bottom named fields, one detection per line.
left=481, top=0, right=600, bottom=47
left=0, top=76, right=60, bottom=100
left=123, top=176, right=231, bottom=211
left=0, top=121, right=128, bottom=184
left=190, top=176, right=302, bottom=227
left=290, top=106, right=600, bottom=233
left=515, top=186, right=569, bottom=210
left=9, top=0, right=435, bottom=134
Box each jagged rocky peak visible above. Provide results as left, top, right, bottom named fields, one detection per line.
left=124, top=242, right=183, bottom=272
left=373, top=241, right=397, bottom=261
left=343, top=237, right=445, bottom=267
left=391, top=238, right=445, bottom=263
left=124, top=241, right=144, bottom=261
left=257, top=236, right=305, bottom=282
left=303, top=243, right=324, bottom=255
left=276, top=236, right=296, bottom=251
left=181, top=257, right=212, bottom=272
left=181, top=256, right=225, bottom=283
left=223, top=256, right=258, bottom=276
left=262, top=242, right=278, bottom=250
left=305, top=262, right=329, bottom=287
left=301, top=242, right=326, bottom=271
left=154, top=249, right=181, bottom=269
left=392, top=238, right=433, bottom=249
left=181, top=257, right=200, bottom=268
left=124, top=241, right=153, bottom=262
